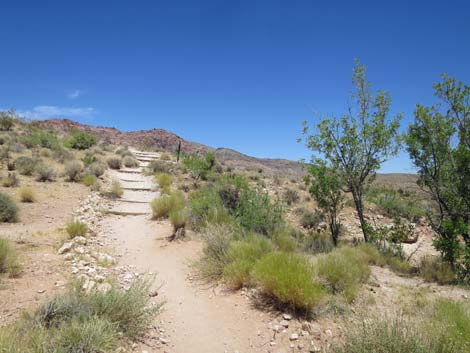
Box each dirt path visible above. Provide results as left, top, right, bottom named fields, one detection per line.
left=100, top=152, right=274, bottom=353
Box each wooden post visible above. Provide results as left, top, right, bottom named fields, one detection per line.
left=176, top=140, right=181, bottom=163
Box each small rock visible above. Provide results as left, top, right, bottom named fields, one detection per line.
left=97, top=282, right=112, bottom=294
left=283, top=313, right=293, bottom=320
left=58, top=242, right=73, bottom=254
left=290, top=333, right=299, bottom=341
left=280, top=320, right=290, bottom=328
left=149, top=289, right=159, bottom=297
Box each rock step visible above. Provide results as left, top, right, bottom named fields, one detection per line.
left=118, top=170, right=142, bottom=174
left=106, top=210, right=150, bottom=216
left=123, top=187, right=153, bottom=191
left=119, top=179, right=146, bottom=183
left=118, top=199, right=150, bottom=204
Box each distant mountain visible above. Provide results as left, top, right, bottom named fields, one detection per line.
left=39, top=119, right=305, bottom=177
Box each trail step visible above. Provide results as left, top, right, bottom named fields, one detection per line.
left=119, top=179, right=146, bottom=183
left=106, top=210, right=150, bottom=216
left=123, top=187, right=153, bottom=191
left=118, top=170, right=143, bottom=174
left=117, top=199, right=151, bottom=204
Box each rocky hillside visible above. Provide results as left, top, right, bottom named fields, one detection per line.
left=39, top=119, right=306, bottom=177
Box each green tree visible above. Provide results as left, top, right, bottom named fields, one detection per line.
left=305, top=159, right=344, bottom=245
left=182, top=152, right=216, bottom=180
left=406, top=75, right=470, bottom=280
left=64, top=130, right=97, bottom=150
left=302, top=60, right=402, bottom=242
left=0, top=110, right=16, bottom=131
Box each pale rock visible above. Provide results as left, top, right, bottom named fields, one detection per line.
left=290, top=333, right=299, bottom=341
left=58, top=242, right=73, bottom=254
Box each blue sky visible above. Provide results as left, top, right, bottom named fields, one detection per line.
left=1, top=1, right=469, bottom=173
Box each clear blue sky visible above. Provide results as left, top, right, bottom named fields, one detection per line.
left=1, top=1, right=469, bottom=173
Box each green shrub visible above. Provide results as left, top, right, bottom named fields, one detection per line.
left=87, top=161, right=106, bottom=177
left=189, top=187, right=224, bottom=226
left=122, top=155, right=139, bottom=168
left=64, top=130, right=97, bottom=150
left=182, top=152, right=216, bottom=180
left=317, top=247, right=370, bottom=302
left=169, top=208, right=188, bottom=232
left=303, top=231, right=334, bottom=254
left=146, top=160, right=170, bottom=174
left=66, top=220, right=88, bottom=238
left=0, top=238, right=21, bottom=277
left=15, top=156, right=39, bottom=175
left=115, top=147, right=133, bottom=157
left=83, top=174, right=97, bottom=187
left=2, top=172, right=19, bottom=187
left=35, top=164, right=56, bottom=182
left=253, top=252, right=326, bottom=312
left=419, top=257, right=455, bottom=284
left=64, top=160, right=83, bottom=182
left=160, top=152, right=171, bottom=160
left=198, top=224, right=240, bottom=279
left=223, top=235, right=273, bottom=288
left=82, top=152, right=97, bottom=166
left=0, top=112, right=15, bottom=131
left=236, top=187, right=284, bottom=235
left=356, top=243, right=387, bottom=266
left=272, top=228, right=298, bottom=252
left=151, top=191, right=185, bottom=219
left=156, top=173, right=172, bottom=194
left=107, top=157, right=122, bottom=170
left=21, top=129, right=59, bottom=149
left=52, top=147, right=74, bottom=163
left=19, top=187, right=35, bottom=203
left=0, top=193, right=18, bottom=222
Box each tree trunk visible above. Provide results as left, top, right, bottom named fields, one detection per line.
left=352, top=188, right=368, bottom=242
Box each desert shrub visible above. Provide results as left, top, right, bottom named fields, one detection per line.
left=304, top=232, right=334, bottom=254
left=107, top=157, right=122, bottom=170
left=299, top=209, right=324, bottom=229
left=182, top=152, right=216, bottom=180
left=0, top=112, right=15, bottom=131
left=272, top=228, right=298, bottom=252
left=151, top=191, right=185, bottom=219
left=160, top=152, right=171, bottom=160
left=122, top=155, right=139, bottom=168
left=64, top=160, right=83, bottom=182
left=107, top=179, right=123, bottom=199
left=0, top=193, right=18, bottom=222
left=253, top=252, right=326, bottom=312
left=223, top=235, right=273, bottom=288
left=356, top=242, right=387, bottom=266
left=419, top=257, right=455, bottom=284
left=66, top=220, right=88, bottom=238
left=283, top=188, right=300, bottom=205
left=115, top=147, right=133, bottom=157
left=83, top=174, right=98, bottom=187
left=198, top=224, right=241, bottom=279
left=156, top=173, right=172, bottom=194
left=189, top=187, right=223, bottom=225
left=386, top=255, right=413, bottom=274
left=35, top=164, right=56, bottom=182
left=15, top=156, right=39, bottom=176
left=169, top=208, right=188, bottom=232
left=64, top=130, right=97, bottom=150
left=19, top=187, right=35, bottom=203
left=82, top=152, right=97, bottom=166
left=21, top=129, right=59, bottom=150
left=87, top=161, right=106, bottom=177
left=0, top=238, right=21, bottom=277
left=2, top=172, right=19, bottom=187
left=236, top=187, right=284, bottom=235
left=146, top=160, right=170, bottom=174
left=52, top=147, right=74, bottom=163
left=317, top=247, right=370, bottom=302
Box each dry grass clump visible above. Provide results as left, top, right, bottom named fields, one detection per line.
left=160, top=152, right=171, bottom=161
left=83, top=174, right=98, bottom=187
left=108, top=179, right=123, bottom=199
left=0, top=279, right=161, bottom=352
left=151, top=191, right=185, bottom=219
left=419, top=256, right=455, bottom=285
left=19, top=187, right=35, bottom=203
left=66, top=219, right=88, bottom=238
left=64, top=160, right=83, bottom=182
left=253, top=252, right=326, bottom=312
left=169, top=208, right=188, bottom=233
left=0, top=238, right=21, bottom=277
left=2, top=172, right=19, bottom=187
left=14, top=156, right=38, bottom=175
left=156, top=172, right=172, bottom=194
left=87, top=161, right=106, bottom=177
left=122, top=155, right=139, bottom=168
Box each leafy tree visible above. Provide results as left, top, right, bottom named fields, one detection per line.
left=302, top=60, right=402, bottom=242
left=406, top=75, right=470, bottom=280
left=0, top=110, right=15, bottom=131
left=305, top=159, right=344, bottom=246
left=182, top=152, right=216, bottom=180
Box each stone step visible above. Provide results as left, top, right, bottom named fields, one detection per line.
left=106, top=210, right=150, bottom=216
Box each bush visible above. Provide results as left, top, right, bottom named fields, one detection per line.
left=356, top=243, right=387, bottom=266
left=151, top=191, right=185, bottom=219
left=189, top=187, right=224, bottom=227
left=272, top=228, right=298, bottom=252
left=21, top=129, right=59, bottom=149
left=223, top=235, right=273, bottom=288
left=66, top=220, right=88, bottom=238
left=0, top=238, right=21, bottom=277
left=15, top=156, right=39, bottom=175
left=107, top=157, right=122, bottom=170
left=146, top=160, right=170, bottom=174
left=156, top=173, right=172, bottom=194
left=0, top=112, right=15, bottom=131
left=169, top=208, right=188, bottom=232
left=253, top=252, right=326, bottom=312
left=19, top=187, right=35, bottom=203
left=2, top=172, right=19, bottom=187
left=52, top=147, right=74, bottom=163
left=419, top=257, right=455, bottom=284
left=87, top=161, right=106, bottom=177
left=64, top=160, right=83, bottom=181
left=105, top=179, right=123, bottom=199
left=304, top=232, right=334, bottom=254
left=122, top=155, right=139, bottom=168
left=160, top=152, right=171, bottom=160
left=236, top=187, right=284, bottom=235
left=35, top=164, right=56, bottom=182
left=182, top=152, right=216, bottom=180
left=299, top=209, right=324, bottom=229
left=283, top=188, right=300, bottom=205
left=64, top=131, right=97, bottom=150
left=83, top=174, right=98, bottom=187
left=0, top=193, right=18, bottom=222
left=317, top=247, right=370, bottom=302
